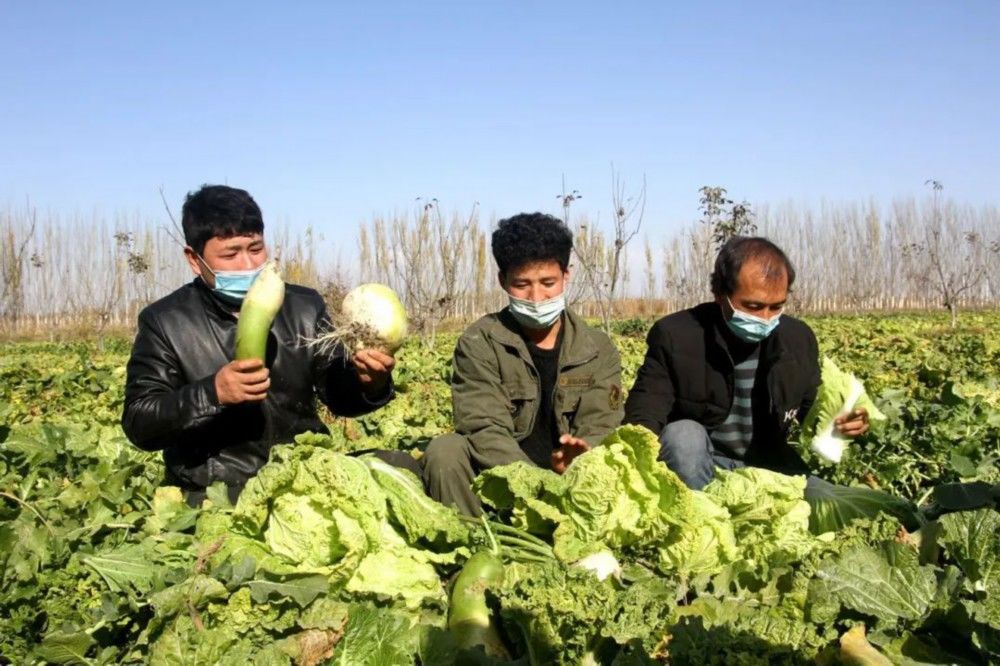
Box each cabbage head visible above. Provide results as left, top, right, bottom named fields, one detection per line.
left=800, top=357, right=886, bottom=464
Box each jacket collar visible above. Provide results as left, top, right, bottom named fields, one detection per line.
left=491, top=307, right=599, bottom=368
left=193, top=278, right=240, bottom=320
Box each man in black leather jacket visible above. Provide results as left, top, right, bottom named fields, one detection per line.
left=122, top=185, right=417, bottom=504
left=624, top=236, right=871, bottom=490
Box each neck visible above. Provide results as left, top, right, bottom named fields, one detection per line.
left=522, top=316, right=562, bottom=350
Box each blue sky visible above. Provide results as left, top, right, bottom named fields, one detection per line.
left=1, top=1, right=997, bottom=240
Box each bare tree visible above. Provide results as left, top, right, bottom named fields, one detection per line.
left=87, top=231, right=150, bottom=348
left=643, top=237, right=656, bottom=304
left=359, top=200, right=483, bottom=348
left=902, top=180, right=999, bottom=328
left=0, top=205, right=37, bottom=333
left=556, top=178, right=591, bottom=309
left=572, top=167, right=646, bottom=334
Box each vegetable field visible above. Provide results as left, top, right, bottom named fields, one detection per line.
left=1, top=312, right=998, bottom=665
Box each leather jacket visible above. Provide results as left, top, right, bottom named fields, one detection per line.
left=122, top=279, right=392, bottom=497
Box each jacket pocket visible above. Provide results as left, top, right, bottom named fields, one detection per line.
left=506, top=383, right=537, bottom=439
left=556, top=388, right=583, bottom=434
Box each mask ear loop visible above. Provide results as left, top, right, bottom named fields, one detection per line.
left=196, top=254, right=218, bottom=280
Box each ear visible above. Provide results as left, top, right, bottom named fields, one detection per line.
left=184, top=246, right=209, bottom=283
left=497, top=270, right=506, bottom=291
left=715, top=293, right=731, bottom=318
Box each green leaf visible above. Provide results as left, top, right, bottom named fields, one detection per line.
left=949, top=452, right=980, bottom=478
left=805, top=480, right=920, bottom=533
left=246, top=574, right=330, bottom=607
left=330, top=604, right=420, bottom=666
left=78, top=543, right=160, bottom=593
left=204, top=481, right=233, bottom=510
left=873, top=630, right=982, bottom=666
left=362, top=455, right=471, bottom=550
left=814, top=542, right=937, bottom=622
left=34, top=631, right=95, bottom=665
left=148, top=575, right=228, bottom=620
left=923, top=482, right=999, bottom=519
left=344, top=539, right=447, bottom=610
left=938, top=509, right=999, bottom=587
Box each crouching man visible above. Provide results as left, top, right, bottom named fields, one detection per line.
left=422, top=212, right=623, bottom=515
left=122, top=184, right=420, bottom=505
left=624, top=236, right=869, bottom=490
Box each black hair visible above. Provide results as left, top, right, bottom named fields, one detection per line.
left=710, top=236, right=796, bottom=297
left=491, top=212, right=573, bottom=276
left=181, top=185, right=264, bottom=255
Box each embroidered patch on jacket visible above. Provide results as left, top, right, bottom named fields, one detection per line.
left=609, top=384, right=623, bottom=410
left=559, top=375, right=595, bottom=388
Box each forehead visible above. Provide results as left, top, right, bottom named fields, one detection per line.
left=203, top=233, right=264, bottom=252
left=504, top=260, right=565, bottom=281
left=734, top=258, right=788, bottom=300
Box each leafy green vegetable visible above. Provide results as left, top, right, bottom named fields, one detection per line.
left=498, top=561, right=618, bottom=665
left=233, top=446, right=384, bottom=579
left=813, top=542, right=938, bottom=622
left=476, top=425, right=738, bottom=577
left=704, top=467, right=816, bottom=575
left=329, top=603, right=421, bottom=666
left=2, top=318, right=999, bottom=665
left=805, top=478, right=920, bottom=533
left=801, top=356, right=887, bottom=464
left=362, top=455, right=471, bottom=553
left=938, top=508, right=999, bottom=593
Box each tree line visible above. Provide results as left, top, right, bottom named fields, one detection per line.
left=2, top=183, right=998, bottom=340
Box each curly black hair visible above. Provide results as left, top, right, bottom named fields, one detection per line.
left=182, top=185, right=264, bottom=255
left=710, top=236, right=796, bottom=297
left=491, top=212, right=573, bottom=276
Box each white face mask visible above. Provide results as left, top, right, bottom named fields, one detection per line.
left=508, top=293, right=566, bottom=329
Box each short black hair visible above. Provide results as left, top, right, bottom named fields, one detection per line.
left=181, top=185, right=264, bottom=255
left=710, top=236, right=796, bottom=297
left=491, top=212, right=573, bottom=276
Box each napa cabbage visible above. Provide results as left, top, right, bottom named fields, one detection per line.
left=800, top=357, right=886, bottom=464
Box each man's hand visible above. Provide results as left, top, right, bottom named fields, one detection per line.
left=551, top=434, right=590, bottom=474
left=834, top=407, right=870, bottom=438
left=353, top=348, right=395, bottom=397
left=215, top=359, right=270, bottom=405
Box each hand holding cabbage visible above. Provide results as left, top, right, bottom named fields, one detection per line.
left=801, top=357, right=885, bottom=464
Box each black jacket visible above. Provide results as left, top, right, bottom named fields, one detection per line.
left=122, top=279, right=391, bottom=496
left=624, top=302, right=820, bottom=473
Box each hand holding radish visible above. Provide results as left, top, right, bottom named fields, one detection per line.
left=215, top=359, right=270, bottom=405
left=353, top=348, right=395, bottom=397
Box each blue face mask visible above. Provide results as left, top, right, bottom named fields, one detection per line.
left=725, top=298, right=782, bottom=343
left=200, top=258, right=265, bottom=304
left=508, top=293, right=565, bottom=329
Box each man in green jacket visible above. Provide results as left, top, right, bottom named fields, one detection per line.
left=422, top=212, right=624, bottom=515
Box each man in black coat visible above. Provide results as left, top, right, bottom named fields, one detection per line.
left=624, top=236, right=870, bottom=489
left=122, top=185, right=419, bottom=505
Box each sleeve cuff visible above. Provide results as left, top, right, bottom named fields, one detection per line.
left=360, top=377, right=395, bottom=407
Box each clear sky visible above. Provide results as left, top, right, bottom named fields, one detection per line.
left=2, top=1, right=997, bottom=240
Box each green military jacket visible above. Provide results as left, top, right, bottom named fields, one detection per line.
left=451, top=307, right=624, bottom=469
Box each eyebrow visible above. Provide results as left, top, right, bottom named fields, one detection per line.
left=221, top=240, right=263, bottom=250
